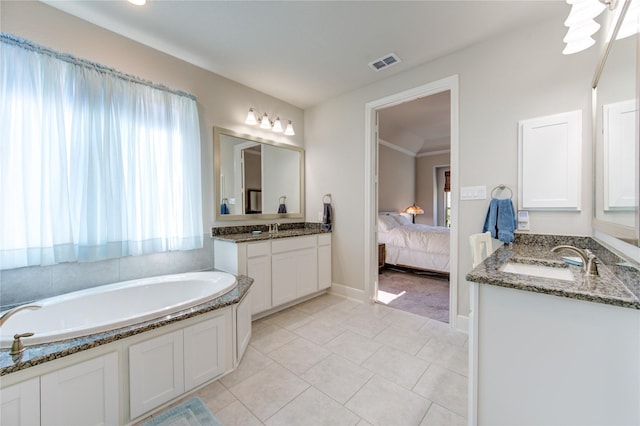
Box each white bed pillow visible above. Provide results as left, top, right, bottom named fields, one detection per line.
left=393, top=214, right=413, bottom=226
left=377, top=214, right=398, bottom=232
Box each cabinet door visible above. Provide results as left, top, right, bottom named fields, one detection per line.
left=184, top=316, right=227, bottom=391
left=129, top=330, right=184, bottom=419
left=272, top=252, right=299, bottom=306
left=41, top=352, right=119, bottom=426
left=296, top=247, right=318, bottom=297
left=236, top=292, right=252, bottom=363
left=1, top=377, right=40, bottom=426
left=247, top=254, right=271, bottom=315
left=318, top=235, right=332, bottom=291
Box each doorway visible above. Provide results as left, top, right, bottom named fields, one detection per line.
left=364, top=75, right=460, bottom=329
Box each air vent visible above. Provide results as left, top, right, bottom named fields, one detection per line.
left=368, top=53, right=401, bottom=72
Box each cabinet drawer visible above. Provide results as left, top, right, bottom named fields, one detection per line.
left=318, top=233, right=331, bottom=246
left=272, top=236, right=316, bottom=254
left=247, top=241, right=270, bottom=258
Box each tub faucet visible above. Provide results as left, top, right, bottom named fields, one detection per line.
left=550, top=245, right=599, bottom=276
left=0, top=304, right=41, bottom=327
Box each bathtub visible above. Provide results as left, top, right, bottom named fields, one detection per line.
left=0, top=271, right=236, bottom=349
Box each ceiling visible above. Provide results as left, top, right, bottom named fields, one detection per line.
left=41, top=0, right=566, bottom=154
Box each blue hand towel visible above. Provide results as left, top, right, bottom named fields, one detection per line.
left=278, top=203, right=287, bottom=214
left=482, top=198, right=517, bottom=243
left=220, top=200, right=229, bottom=215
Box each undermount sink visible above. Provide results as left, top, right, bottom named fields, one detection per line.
left=500, top=262, right=575, bottom=281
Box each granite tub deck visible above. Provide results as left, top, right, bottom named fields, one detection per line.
left=211, top=222, right=330, bottom=243
left=466, top=234, right=640, bottom=310
left=0, top=274, right=253, bottom=375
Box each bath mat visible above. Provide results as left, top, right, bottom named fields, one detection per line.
left=141, top=397, right=223, bottom=426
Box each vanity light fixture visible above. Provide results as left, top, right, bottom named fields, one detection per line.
left=244, top=108, right=296, bottom=136
left=562, top=0, right=628, bottom=54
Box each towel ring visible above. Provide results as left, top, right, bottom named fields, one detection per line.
left=491, top=185, right=512, bottom=199
left=279, top=196, right=286, bottom=204
left=323, top=193, right=332, bottom=203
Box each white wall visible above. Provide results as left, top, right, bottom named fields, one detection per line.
left=305, top=17, right=597, bottom=313
left=378, top=143, right=415, bottom=212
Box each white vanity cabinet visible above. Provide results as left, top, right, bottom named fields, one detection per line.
left=129, top=310, right=231, bottom=419
left=214, top=233, right=331, bottom=317
left=470, top=283, right=640, bottom=425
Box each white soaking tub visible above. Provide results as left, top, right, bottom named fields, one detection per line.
left=0, top=271, right=237, bottom=348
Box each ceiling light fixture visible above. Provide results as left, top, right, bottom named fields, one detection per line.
left=127, top=0, right=147, bottom=6
left=562, top=0, right=609, bottom=54
left=244, top=108, right=296, bottom=136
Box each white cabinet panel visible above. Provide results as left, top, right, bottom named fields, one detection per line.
left=603, top=99, right=637, bottom=210
left=518, top=110, right=582, bottom=210
left=247, top=248, right=271, bottom=315
left=272, top=252, right=299, bottom=306
left=318, top=234, right=332, bottom=290
left=296, top=248, right=318, bottom=297
left=236, top=292, right=252, bottom=362
left=129, top=330, right=184, bottom=419
left=0, top=377, right=40, bottom=426
left=184, top=316, right=227, bottom=391
left=41, top=352, right=118, bottom=426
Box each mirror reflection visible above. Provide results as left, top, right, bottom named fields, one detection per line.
left=593, top=4, right=639, bottom=246
left=214, top=127, right=304, bottom=220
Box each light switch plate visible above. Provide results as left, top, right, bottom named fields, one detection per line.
left=460, top=185, right=487, bottom=200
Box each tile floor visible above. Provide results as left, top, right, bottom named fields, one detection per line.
left=142, top=293, right=468, bottom=426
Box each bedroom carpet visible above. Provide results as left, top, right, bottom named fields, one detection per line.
left=377, top=268, right=450, bottom=323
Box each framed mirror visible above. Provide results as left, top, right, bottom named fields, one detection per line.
left=592, top=0, right=639, bottom=246
left=214, top=126, right=304, bottom=221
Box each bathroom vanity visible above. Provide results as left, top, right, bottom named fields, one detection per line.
left=212, top=223, right=332, bottom=318
left=466, top=234, right=640, bottom=425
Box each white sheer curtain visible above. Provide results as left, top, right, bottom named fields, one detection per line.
left=1, top=34, right=203, bottom=270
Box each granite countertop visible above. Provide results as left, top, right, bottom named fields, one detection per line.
left=466, top=234, right=640, bottom=310
left=211, top=222, right=331, bottom=243
left=0, top=275, right=253, bottom=375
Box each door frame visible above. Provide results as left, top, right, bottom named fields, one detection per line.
left=363, top=75, right=461, bottom=329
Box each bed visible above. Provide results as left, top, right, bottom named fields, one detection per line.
left=377, top=212, right=450, bottom=275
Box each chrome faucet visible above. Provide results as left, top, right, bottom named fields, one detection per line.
left=269, top=223, right=279, bottom=234
left=550, top=245, right=599, bottom=276
left=0, top=304, right=41, bottom=327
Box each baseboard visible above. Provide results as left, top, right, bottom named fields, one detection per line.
left=455, top=314, right=469, bottom=333
left=328, top=282, right=368, bottom=302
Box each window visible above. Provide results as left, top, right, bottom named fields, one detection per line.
left=1, top=34, right=203, bottom=270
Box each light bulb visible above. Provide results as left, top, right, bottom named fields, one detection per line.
left=562, top=36, right=596, bottom=54
left=563, top=19, right=600, bottom=42
left=260, top=113, right=271, bottom=129
left=245, top=108, right=258, bottom=125
left=272, top=117, right=284, bottom=132
left=284, top=121, right=295, bottom=136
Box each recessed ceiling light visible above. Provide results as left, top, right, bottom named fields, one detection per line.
left=128, top=0, right=147, bottom=6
